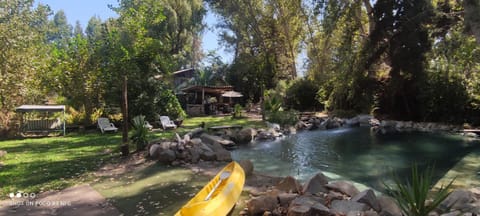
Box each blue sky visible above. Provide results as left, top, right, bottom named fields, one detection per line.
left=36, top=0, right=232, bottom=63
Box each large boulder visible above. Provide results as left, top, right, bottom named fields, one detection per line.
left=325, top=181, right=360, bottom=197
left=247, top=195, right=278, bottom=215
left=159, top=141, right=177, bottom=150
left=295, top=121, right=309, bottom=130
left=199, top=151, right=216, bottom=161
left=199, top=143, right=213, bottom=153
left=276, top=176, right=302, bottom=193
left=288, top=195, right=328, bottom=216
left=302, top=172, right=329, bottom=195
left=158, top=149, right=176, bottom=164
left=215, top=148, right=232, bottom=162
left=351, top=189, right=381, bottom=212
left=257, top=130, right=274, bottom=140
left=188, top=146, right=201, bottom=163
left=287, top=205, right=311, bottom=216
left=290, top=195, right=327, bottom=208
left=149, top=144, right=160, bottom=158
left=358, top=115, right=373, bottom=126
left=239, top=160, right=254, bottom=177
left=346, top=116, right=360, bottom=127
left=200, top=134, right=235, bottom=148
left=188, top=138, right=202, bottom=146
left=311, top=203, right=333, bottom=216
left=278, top=193, right=299, bottom=207
left=185, top=127, right=205, bottom=138
left=236, top=128, right=257, bottom=144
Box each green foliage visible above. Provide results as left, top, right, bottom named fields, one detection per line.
left=266, top=110, right=298, bottom=127
left=384, top=164, right=454, bottom=216
left=130, top=115, right=149, bottom=151
left=264, top=91, right=283, bottom=113
left=0, top=0, right=50, bottom=133
left=209, top=0, right=306, bottom=102
left=286, top=79, right=321, bottom=111
left=157, top=89, right=187, bottom=120
left=232, top=104, right=243, bottom=119
left=65, top=107, right=86, bottom=125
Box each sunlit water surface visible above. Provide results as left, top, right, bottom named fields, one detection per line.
left=231, top=127, right=480, bottom=191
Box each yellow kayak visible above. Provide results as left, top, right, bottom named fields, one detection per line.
left=175, top=161, right=245, bottom=216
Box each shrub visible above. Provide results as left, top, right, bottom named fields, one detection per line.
left=266, top=110, right=298, bottom=127
left=384, top=164, right=454, bottom=216
left=232, top=104, right=243, bottom=119
left=65, top=107, right=86, bottom=125
left=286, top=79, right=321, bottom=111
left=130, top=115, right=149, bottom=151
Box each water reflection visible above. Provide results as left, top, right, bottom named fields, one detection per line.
left=231, top=127, right=478, bottom=191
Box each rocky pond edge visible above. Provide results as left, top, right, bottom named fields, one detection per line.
left=145, top=114, right=480, bottom=216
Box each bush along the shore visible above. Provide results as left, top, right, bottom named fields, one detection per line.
left=384, top=164, right=454, bottom=216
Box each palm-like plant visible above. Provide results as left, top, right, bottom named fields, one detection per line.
left=384, top=164, right=454, bottom=216
left=130, top=115, right=149, bottom=151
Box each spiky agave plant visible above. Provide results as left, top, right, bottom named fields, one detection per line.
left=384, top=164, right=454, bottom=216
left=131, top=115, right=149, bottom=151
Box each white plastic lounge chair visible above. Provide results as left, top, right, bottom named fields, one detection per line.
left=160, top=116, right=177, bottom=130
left=98, top=117, right=118, bottom=133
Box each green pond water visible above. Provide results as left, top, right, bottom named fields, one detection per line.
left=231, top=127, right=480, bottom=191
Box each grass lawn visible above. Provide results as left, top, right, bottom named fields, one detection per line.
left=0, top=115, right=263, bottom=200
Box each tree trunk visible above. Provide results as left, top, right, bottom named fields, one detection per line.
left=121, top=75, right=129, bottom=156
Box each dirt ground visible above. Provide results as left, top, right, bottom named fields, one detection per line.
left=0, top=148, right=284, bottom=216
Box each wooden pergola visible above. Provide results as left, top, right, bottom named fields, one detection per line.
left=16, top=105, right=66, bottom=136
left=182, top=85, right=234, bottom=116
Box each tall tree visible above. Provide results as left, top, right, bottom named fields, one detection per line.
left=0, top=0, right=51, bottom=133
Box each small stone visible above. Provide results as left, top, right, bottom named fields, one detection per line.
left=263, top=211, right=273, bottom=216
left=325, top=181, right=360, bottom=197
left=439, top=211, right=461, bottom=216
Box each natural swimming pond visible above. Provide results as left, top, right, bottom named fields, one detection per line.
left=231, top=127, right=480, bottom=191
